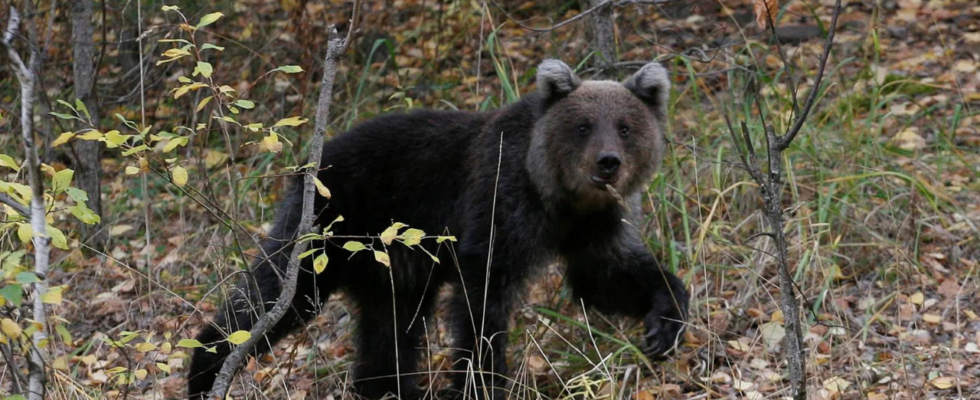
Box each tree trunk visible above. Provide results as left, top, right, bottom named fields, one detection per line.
left=3, top=6, right=50, bottom=399
left=72, top=0, right=104, bottom=246
left=585, top=0, right=616, bottom=78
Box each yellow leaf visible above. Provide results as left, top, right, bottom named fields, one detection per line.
left=135, top=342, right=157, bottom=353
left=261, top=132, right=282, bottom=153
left=53, top=356, right=69, bottom=370
left=41, top=285, right=64, bottom=305
left=374, top=251, right=391, bottom=267
left=104, top=130, right=128, bottom=148
left=313, top=253, right=328, bottom=274
left=381, top=223, right=407, bottom=245
left=162, top=48, right=191, bottom=58
left=110, top=224, right=134, bottom=236
left=313, top=176, right=331, bottom=199
left=400, top=228, right=425, bottom=247
left=172, top=166, right=188, bottom=188
left=273, top=116, right=308, bottom=127
left=227, top=330, right=250, bottom=345
left=922, top=313, right=942, bottom=324
left=910, top=292, right=924, bottom=305
left=16, top=223, right=33, bottom=243
left=204, top=150, right=229, bottom=169
left=196, top=96, right=213, bottom=113
left=51, top=132, right=75, bottom=147
left=134, top=369, right=148, bottom=380
left=1, top=318, right=21, bottom=338
left=162, top=136, right=187, bottom=153
left=77, top=130, right=103, bottom=140
left=157, top=362, right=171, bottom=373
left=125, top=166, right=141, bottom=175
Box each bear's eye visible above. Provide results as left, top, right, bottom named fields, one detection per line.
left=619, top=126, right=630, bottom=137
left=577, top=124, right=590, bottom=135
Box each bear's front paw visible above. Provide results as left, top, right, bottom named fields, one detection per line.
left=641, top=290, right=688, bottom=360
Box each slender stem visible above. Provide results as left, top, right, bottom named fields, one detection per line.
left=778, top=0, right=842, bottom=150
left=207, top=3, right=360, bottom=397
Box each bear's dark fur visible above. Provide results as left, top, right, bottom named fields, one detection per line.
left=188, top=60, right=688, bottom=399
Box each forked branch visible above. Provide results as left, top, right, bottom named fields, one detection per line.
left=725, top=1, right=842, bottom=400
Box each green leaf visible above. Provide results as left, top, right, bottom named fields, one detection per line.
left=52, top=169, right=74, bottom=193
left=233, top=99, right=255, bottom=109
left=0, top=285, right=22, bottom=307
left=273, top=116, right=308, bottom=127
left=271, top=65, right=304, bottom=74
left=176, top=339, right=203, bottom=348
left=400, top=228, right=425, bottom=247
left=161, top=5, right=180, bottom=11
left=70, top=203, right=101, bottom=225
left=200, top=43, right=225, bottom=52
left=226, top=330, right=250, bottom=345
left=47, top=226, right=68, bottom=250
left=298, top=248, right=317, bottom=259
left=75, top=99, right=91, bottom=120
left=196, top=12, right=224, bottom=29
left=65, top=187, right=88, bottom=202
left=343, top=241, right=367, bottom=253
left=15, top=272, right=39, bottom=284
left=50, top=112, right=78, bottom=121
left=0, top=154, right=20, bottom=171
left=313, top=253, right=329, bottom=274
left=196, top=61, right=213, bottom=78
left=56, top=324, right=72, bottom=343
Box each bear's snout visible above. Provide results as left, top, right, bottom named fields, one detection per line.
left=592, top=152, right=622, bottom=185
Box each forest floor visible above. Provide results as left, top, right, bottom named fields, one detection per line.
left=2, top=0, right=979, bottom=399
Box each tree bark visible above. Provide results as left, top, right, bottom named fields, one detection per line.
left=72, top=0, right=104, bottom=246
left=585, top=0, right=616, bottom=78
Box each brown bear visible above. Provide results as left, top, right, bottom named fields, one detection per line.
left=188, top=59, right=688, bottom=400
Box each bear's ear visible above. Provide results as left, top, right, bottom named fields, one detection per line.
left=623, top=62, right=671, bottom=120
left=536, top=59, right=581, bottom=101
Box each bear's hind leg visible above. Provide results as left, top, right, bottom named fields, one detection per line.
left=348, top=274, right=438, bottom=400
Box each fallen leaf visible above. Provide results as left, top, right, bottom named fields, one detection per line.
left=929, top=376, right=956, bottom=389
left=823, top=376, right=851, bottom=392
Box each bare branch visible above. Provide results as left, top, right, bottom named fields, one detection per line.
left=206, top=2, right=362, bottom=398
left=0, top=193, right=30, bottom=217
left=778, top=0, right=842, bottom=150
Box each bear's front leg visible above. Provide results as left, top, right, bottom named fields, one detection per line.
left=562, top=231, right=688, bottom=360
left=446, top=250, right=527, bottom=400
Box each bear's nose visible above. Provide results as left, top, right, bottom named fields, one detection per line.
left=596, top=153, right=621, bottom=175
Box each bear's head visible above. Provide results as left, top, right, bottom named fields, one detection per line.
left=528, top=59, right=670, bottom=213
